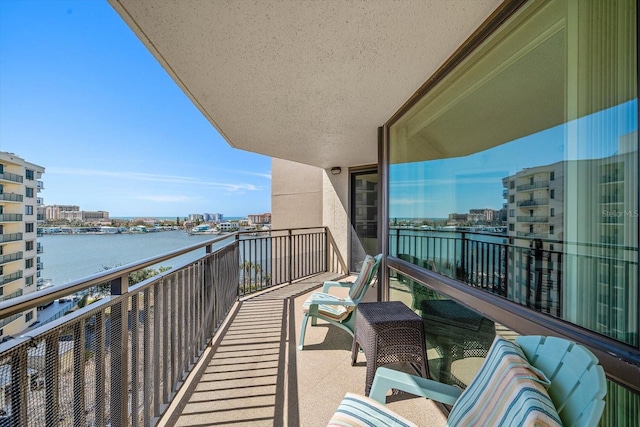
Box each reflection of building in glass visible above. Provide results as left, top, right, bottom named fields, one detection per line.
left=503, top=161, right=564, bottom=243
left=502, top=132, right=638, bottom=342
left=447, top=209, right=500, bottom=226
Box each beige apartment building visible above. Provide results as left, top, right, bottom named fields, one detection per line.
left=0, top=152, right=44, bottom=338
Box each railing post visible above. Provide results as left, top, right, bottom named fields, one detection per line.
left=110, top=274, right=130, bottom=427
left=11, top=347, right=28, bottom=426
left=288, top=229, right=293, bottom=284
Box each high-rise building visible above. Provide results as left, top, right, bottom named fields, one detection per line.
left=0, top=152, right=44, bottom=338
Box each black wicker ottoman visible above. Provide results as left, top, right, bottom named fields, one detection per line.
left=352, top=301, right=429, bottom=396
left=420, top=299, right=495, bottom=386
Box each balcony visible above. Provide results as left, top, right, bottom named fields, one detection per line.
left=517, top=198, right=549, bottom=207
left=0, top=233, right=23, bottom=243
left=0, top=172, right=23, bottom=184
left=0, top=214, right=23, bottom=222
left=0, top=251, right=23, bottom=266
left=516, top=231, right=549, bottom=239
left=516, top=180, right=549, bottom=192
left=516, top=216, right=549, bottom=223
left=0, top=193, right=23, bottom=203
left=0, top=270, right=23, bottom=286
left=0, top=228, right=444, bottom=425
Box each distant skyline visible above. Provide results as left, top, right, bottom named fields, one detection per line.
left=0, top=1, right=271, bottom=217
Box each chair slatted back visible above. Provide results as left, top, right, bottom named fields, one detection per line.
left=516, top=336, right=607, bottom=427
left=348, top=254, right=382, bottom=302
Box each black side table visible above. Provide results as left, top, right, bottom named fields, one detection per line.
left=352, top=301, right=429, bottom=396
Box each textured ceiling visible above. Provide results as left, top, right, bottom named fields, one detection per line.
left=109, top=0, right=503, bottom=169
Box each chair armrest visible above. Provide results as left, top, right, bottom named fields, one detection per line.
left=307, top=293, right=356, bottom=307
left=369, top=367, right=462, bottom=406
left=322, top=280, right=353, bottom=293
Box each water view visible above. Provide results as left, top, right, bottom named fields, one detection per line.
left=38, top=230, right=233, bottom=286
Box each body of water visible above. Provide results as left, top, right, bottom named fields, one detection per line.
left=38, top=230, right=233, bottom=286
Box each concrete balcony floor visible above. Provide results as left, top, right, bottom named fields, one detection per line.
left=161, top=273, right=447, bottom=426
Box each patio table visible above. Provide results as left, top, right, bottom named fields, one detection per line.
left=352, top=301, right=429, bottom=395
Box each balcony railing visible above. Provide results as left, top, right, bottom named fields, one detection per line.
left=0, top=289, right=23, bottom=303
left=0, top=172, right=23, bottom=183
left=0, top=271, right=23, bottom=286
left=516, top=216, right=549, bottom=223
left=0, top=193, right=23, bottom=203
left=0, top=214, right=23, bottom=222
left=0, top=227, right=340, bottom=426
left=516, top=231, right=549, bottom=239
left=0, top=251, right=23, bottom=266
left=389, top=227, right=638, bottom=320
left=517, top=198, right=549, bottom=207
left=0, top=233, right=23, bottom=244
left=516, top=180, right=549, bottom=191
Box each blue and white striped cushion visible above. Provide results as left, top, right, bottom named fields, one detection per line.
left=328, top=392, right=417, bottom=427
left=447, top=337, right=562, bottom=427
left=302, top=292, right=352, bottom=321
left=348, top=255, right=376, bottom=301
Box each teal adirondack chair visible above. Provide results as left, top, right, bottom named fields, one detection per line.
left=330, top=335, right=607, bottom=427
left=298, top=253, right=382, bottom=350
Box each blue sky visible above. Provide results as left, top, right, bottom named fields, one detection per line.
left=0, top=0, right=271, bottom=218
left=389, top=100, right=638, bottom=219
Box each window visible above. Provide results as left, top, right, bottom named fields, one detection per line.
left=387, top=0, right=638, bottom=409
left=25, top=258, right=33, bottom=269
left=25, top=187, right=34, bottom=198
left=25, top=169, right=34, bottom=180
left=509, top=209, right=514, bottom=217
left=25, top=311, right=33, bottom=322
left=25, top=223, right=34, bottom=233
left=509, top=195, right=514, bottom=203
left=351, top=169, right=378, bottom=271
left=25, top=240, right=34, bottom=251
left=26, top=275, right=34, bottom=286
left=25, top=205, right=33, bottom=215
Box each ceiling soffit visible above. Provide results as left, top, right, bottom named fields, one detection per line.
left=109, top=0, right=503, bottom=169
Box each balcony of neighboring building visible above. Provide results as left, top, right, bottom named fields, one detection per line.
left=0, top=233, right=23, bottom=244
left=516, top=180, right=550, bottom=192
left=0, top=213, right=23, bottom=223
left=516, top=198, right=549, bottom=207
left=0, top=251, right=23, bottom=266
left=0, top=270, right=23, bottom=287
left=0, top=172, right=23, bottom=184
left=0, top=193, right=23, bottom=203
left=516, top=215, right=549, bottom=223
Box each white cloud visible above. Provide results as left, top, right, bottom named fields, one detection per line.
left=135, top=195, right=200, bottom=203
left=47, top=167, right=264, bottom=192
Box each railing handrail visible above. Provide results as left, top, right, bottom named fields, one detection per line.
left=0, top=232, right=237, bottom=320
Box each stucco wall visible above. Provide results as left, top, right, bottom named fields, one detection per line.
left=271, top=158, right=350, bottom=268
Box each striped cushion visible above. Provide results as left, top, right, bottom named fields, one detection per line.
left=447, top=337, right=562, bottom=427
left=302, top=292, right=353, bottom=321
left=348, top=255, right=376, bottom=301
left=328, top=392, right=417, bottom=427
